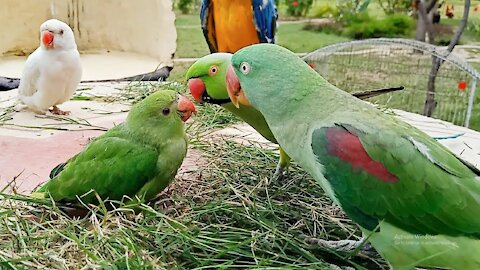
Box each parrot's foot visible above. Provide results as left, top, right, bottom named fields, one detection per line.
left=49, top=105, right=70, bottom=115
left=306, top=238, right=374, bottom=255
left=273, top=148, right=291, bottom=182
left=326, top=264, right=355, bottom=270
left=272, top=164, right=288, bottom=181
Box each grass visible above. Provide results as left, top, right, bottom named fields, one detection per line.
left=175, top=14, right=210, bottom=58
left=277, top=23, right=350, bottom=53
left=0, top=83, right=386, bottom=269
left=174, top=12, right=350, bottom=58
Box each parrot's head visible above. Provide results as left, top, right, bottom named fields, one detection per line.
left=127, top=90, right=196, bottom=131
left=39, top=19, right=77, bottom=51
left=185, top=53, right=233, bottom=105
left=226, top=44, right=318, bottom=111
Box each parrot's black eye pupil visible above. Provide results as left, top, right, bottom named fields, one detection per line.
left=60, top=30, right=64, bottom=35
left=240, top=62, right=250, bottom=74
left=162, top=108, right=170, bottom=115
left=209, top=66, right=218, bottom=75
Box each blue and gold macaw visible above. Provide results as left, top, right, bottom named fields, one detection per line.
left=200, top=0, right=278, bottom=53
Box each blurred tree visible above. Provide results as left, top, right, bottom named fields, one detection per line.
left=423, top=0, right=471, bottom=117
left=178, top=0, right=194, bottom=14
left=414, top=0, right=440, bottom=43
left=285, top=0, right=314, bottom=16
left=336, top=0, right=371, bottom=19
left=376, top=0, right=412, bottom=14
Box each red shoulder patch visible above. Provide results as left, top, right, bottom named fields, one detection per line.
left=325, top=128, right=398, bottom=183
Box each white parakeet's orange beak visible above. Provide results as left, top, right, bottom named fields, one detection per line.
left=42, top=31, right=55, bottom=49
left=226, top=65, right=250, bottom=108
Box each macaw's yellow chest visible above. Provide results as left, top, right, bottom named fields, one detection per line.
left=212, top=0, right=260, bottom=53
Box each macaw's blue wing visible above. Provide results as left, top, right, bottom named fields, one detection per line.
left=252, top=0, right=278, bottom=43
left=200, top=0, right=218, bottom=53
left=200, top=0, right=278, bottom=53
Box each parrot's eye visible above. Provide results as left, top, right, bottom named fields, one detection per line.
left=240, top=62, right=250, bottom=75
left=209, top=65, right=219, bottom=76
left=162, top=108, right=170, bottom=115
left=59, top=30, right=64, bottom=35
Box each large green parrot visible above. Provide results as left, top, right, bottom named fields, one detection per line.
left=225, top=44, right=480, bottom=270
left=32, top=90, right=196, bottom=205
left=186, top=53, right=404, bottom=180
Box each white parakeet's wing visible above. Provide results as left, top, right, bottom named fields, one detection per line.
left=18, top=48, right=42, bottom=97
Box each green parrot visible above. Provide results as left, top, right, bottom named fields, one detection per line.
left=185, top=53, right=404, bottom=180
left=32, top=90, right=196, bottom=205
left=225, top=44, right=480, bottom=270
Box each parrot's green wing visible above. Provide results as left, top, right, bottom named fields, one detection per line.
left=311, top=122, right=480, bottom=239
left=37, top=136, right=159, bottom=204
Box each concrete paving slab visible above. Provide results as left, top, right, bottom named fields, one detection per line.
left=0, top=83, right=130, bottom=193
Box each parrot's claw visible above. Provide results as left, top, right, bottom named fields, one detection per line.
left=326, top=264, right=355, bottom=270
left=306, top=238, right=374, bottom=256
left=272, top=164, right=288, bottom=181
left=49, top=105, right=70, bottom=115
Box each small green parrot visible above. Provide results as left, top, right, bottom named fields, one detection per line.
left=185, top=53, right=403, bottom=180
left=186, top=53, right=289, bottom=180
left=225, top=44, right=480, bottom=270
left=32, top=90, right=196, bottom=205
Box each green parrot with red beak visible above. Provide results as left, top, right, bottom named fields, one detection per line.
left=186, top=53, right=404, bottom=180
left=225, top=44, right=480, bottom=270
left=32, top=90, right=196, bottom=205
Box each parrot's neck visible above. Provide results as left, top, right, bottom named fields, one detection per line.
left=124, top=119, right=185, bottom=150
left=260, top=81, right=345, bottom=126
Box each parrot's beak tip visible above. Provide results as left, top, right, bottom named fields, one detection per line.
left=232, top=98, right=240, bottom=109
left=177, top=95, right=196, bottom=122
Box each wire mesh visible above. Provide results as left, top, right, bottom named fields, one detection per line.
left=303, top=38, right=479, bottom=127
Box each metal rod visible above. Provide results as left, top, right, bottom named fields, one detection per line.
left=465, top=78, right=477, bottom=128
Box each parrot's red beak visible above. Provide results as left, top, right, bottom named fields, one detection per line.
left=226, top=65, right=250, bottom=108
left=42, top=31, right=55, bottom=49
left=188, top=78, right=206, bottom=103
left=177, top=95, right=196, bottom=122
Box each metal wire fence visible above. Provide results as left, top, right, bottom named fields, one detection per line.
left=303, top=38, right=480, bottom=128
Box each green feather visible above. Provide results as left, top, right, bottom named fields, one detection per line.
left=229, top=44, right=480, bottom=269
left=34, top=90, right=188, bottom=205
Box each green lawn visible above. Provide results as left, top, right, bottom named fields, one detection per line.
left=277, top=23, right=350, bottom=53
left=174, top=13, right=350, bottom=58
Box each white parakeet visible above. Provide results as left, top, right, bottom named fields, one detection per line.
left=18, top=19, right=82, bottom=115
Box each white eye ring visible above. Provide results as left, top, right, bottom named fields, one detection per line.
left=240, top=62, right=250, bottom=75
